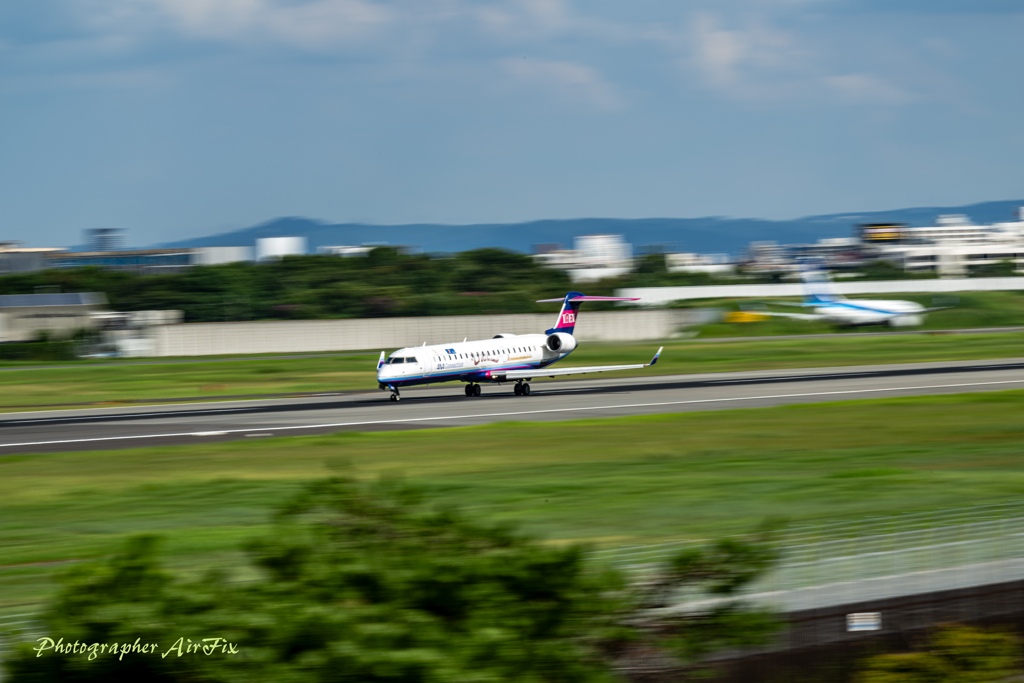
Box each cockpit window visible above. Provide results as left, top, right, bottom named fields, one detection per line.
left=386, top=356, right=417, bottom=364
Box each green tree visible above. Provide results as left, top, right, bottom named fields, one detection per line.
left=859, top=260, right=938, bottom=281
left=969, top=259, right=1020, bottom=278
left=856, top=624, right=1022, bottom=683
left=5, top=477, right=781, bottom=682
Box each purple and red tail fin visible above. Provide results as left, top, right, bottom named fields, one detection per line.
left=537, top=292, right=641, bottom=336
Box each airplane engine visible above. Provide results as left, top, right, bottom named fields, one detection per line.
left=546, top=332, right=577, bottom=353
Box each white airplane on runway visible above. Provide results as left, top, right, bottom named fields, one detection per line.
left=755, top=262, right=952, bottom=327
left=376, top=292, right=663, bottom=401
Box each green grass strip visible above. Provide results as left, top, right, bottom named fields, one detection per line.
left=0, top=331, right=1022, bottom=411
left=3, top=388, right=1024, bottom=613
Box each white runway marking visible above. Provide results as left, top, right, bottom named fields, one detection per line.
left=1, top=407, right=248, bottom=425
left=708, top=373, right=865, bottom=384
left=2, top=377, right=1024, bottom=450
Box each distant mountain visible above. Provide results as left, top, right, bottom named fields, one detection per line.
left=152, top=199, right=1024, bottom=257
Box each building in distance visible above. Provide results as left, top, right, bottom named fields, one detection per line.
left=86, top=227, right=126, bottom=252
left=0, top=292, right=106, bottom=343
left=862, top=209, right=1024, bottom=277
left=48, top=247, right=253, bottom=274
left=0, top=242, right=68, bottom=275
left=533, top=234, right=634, bottom=282
left=317, top=244, right=416, bottom=257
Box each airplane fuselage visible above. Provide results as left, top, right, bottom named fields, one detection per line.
left=813, top=299, right=925, bottom=326
left=376, top=333, right=571, bottom=389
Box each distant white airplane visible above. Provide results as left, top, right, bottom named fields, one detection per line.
left=376, top=291, right=663, bottom=401
left=755, top=262, right=951, bottom=327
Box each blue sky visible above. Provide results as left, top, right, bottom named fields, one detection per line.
left=2, top=0, right=1022, bottom=246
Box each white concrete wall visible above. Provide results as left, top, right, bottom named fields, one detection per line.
left=195, top=246, right=254, bottom=265
left=149, top=309, right=700, bottom=357
left=618, top=277, right=1024, bottom=306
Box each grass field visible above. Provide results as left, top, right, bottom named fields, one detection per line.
left=3, top=389, right=1024, bottom=614
left=0, top=330, right=1022, bottom=411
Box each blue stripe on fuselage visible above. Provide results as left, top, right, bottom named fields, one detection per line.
left=379, top=355, right=567, bottom=388
left=820, top=301, right=904, bottom=316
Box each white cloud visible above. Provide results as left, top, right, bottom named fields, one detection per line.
left=501, top=57, right=622, bottom=109
left=824, top=73, right=915, bottom=104
left=473, top=0, right=569, bottom=39
left=519, top=0, right=567, bottom=31
left=113, top=0, right=394, bottom=48
left=683, top=10, right=924, bottom=107
left=688, top=12, right=810, bottom=96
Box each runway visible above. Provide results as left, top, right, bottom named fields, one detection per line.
left=2, top=357, right=1023, bottom=454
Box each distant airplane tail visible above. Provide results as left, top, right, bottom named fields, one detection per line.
left=799, top=260, right=842, bottom=305
left=536, top=292, right=640, bottom=335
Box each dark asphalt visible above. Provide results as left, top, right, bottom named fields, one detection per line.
left=1, top=357, right=1022, bottom=455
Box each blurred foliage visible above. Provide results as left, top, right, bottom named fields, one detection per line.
left=0, top=249, right=574, bottom=323
left=5, top=476, right=780, bottom=682
left=855, top=624, right=1022, bottom=683
left=2, top=246, right=987, bottom=325
left=0, top=340, right=77, bottom=361
left=855, top=261, right=940, bottom=281
left=969, top=259, right=1021, bottom=278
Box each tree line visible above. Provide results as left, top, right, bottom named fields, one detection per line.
left=2, top=248, right=1010, bottom=324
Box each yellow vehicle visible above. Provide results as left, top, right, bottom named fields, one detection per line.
left=725, top=311, right=769, bottom=323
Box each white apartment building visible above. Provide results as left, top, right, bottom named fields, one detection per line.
left=666, top=252, right=735, bottom=274
left=869, top=210, right=1024, bottom=277
left=532, top=234, right=634, bottom=282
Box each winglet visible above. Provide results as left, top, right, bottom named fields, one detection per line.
left=377, top=351, right=386, bottom=370
left=646, top=347, right=663, bottom=367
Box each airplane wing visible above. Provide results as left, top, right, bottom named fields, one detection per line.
left=754, top=310, right=825, bottom=321
left=504, top=347, right=662, bottom=380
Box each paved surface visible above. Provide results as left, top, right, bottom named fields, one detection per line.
left=0, top=350, right=377, bottom=373
left=1, top=357, right=1023, bottom=454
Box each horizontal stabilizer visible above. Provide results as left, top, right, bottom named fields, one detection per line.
left=756, top=310, right=825, bottom=321
left=535, top=295, right=640, bottom=302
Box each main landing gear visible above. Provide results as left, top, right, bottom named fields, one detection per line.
left=464, top=383, right=482, bottom=397
left=513, top=381, right=531, bottom=396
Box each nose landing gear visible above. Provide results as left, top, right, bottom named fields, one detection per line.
left=388, top=386, right=401, bottom=402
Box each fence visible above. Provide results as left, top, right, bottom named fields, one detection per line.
left=0, top=613, right=42, bottom=682
left=589, top=501, right=1024, bottom=611
left=145, top=309, right=715, bottom=357
left=6, top=503, right=1024, bottom=680
left=618, top=276, right=1024, bottom=306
